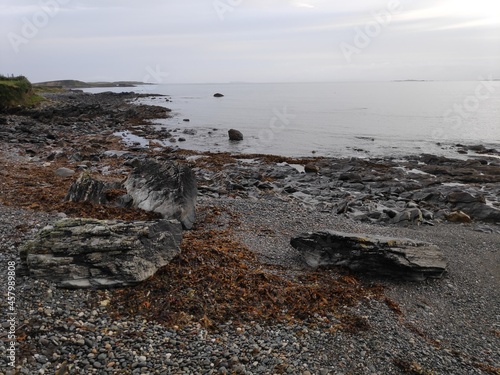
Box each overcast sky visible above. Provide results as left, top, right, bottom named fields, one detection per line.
left=1, top=0, right=499, bottom=83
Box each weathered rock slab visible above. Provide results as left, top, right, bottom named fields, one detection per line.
left=65, top=173, right=127, bottom=206
left=20, top=218, right=183, bottom=288
left=124, top=159, right=198, bottom=229
left=290, top=230, right=447, bottom=281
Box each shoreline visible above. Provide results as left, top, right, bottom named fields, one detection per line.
left=82, top=83, right=500, bottom=161
left=0, top=90, right=499, bottom=374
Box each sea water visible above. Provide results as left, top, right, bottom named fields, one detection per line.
left=85, top=81, right=500, bottom=158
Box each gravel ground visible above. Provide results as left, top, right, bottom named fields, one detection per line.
left=1, top=195, right=499, bottom=375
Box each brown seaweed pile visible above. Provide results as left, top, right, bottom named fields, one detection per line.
left=109, top=206, right=384, bottom=332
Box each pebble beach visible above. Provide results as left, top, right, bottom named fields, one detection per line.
left=0, top=91, right=499, bottom=374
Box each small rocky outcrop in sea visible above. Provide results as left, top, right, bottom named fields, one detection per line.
left=228, top=129, right=244, bottom=141
left=213, top=93, right=224, bottom=97
left=290, top=230, right=447, bottom=281
left=19, top=218, right=182, bottom=288
left=124, top=159, right=198, bottom=229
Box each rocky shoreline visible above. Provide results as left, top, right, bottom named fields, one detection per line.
left=0, top=90, right=499, bottom=374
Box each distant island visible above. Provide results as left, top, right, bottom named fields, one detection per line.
left=392, top=79, right=433, bottom=82
left=33, top=80, right=155, bottom=89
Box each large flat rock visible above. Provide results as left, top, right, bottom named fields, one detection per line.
left=20, top=218, right=182, bottom=288
left=290, top=230, right=447, bottom=281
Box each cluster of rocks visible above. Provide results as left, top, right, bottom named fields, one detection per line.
left=190, top=154, right=500, bottom=229
left=0, top=91, right=172, bottom=160
left=19, top=158, right=198, bottom=288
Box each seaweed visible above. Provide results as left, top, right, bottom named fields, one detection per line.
left=109, top=210, right=384, bottom=331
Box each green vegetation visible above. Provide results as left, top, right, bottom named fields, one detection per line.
left=0, top=75, right=44, bottom=110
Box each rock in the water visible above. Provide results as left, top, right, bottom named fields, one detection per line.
left=20, top=218, right=182, bottom=288
left=213, top=93, right=224, bottom=97
left=124, top=159, right=198, bottom=229
left=290, top=230, right=447, bottom=281
left=65, top=173, right=127, bottom=206
left=228, top=129, right=244, bottom=141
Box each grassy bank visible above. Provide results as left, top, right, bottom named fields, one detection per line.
left=0, top=75, right=44, bottom=110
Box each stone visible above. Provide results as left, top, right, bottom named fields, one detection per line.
left=19, top=218, right=182, bottom=288
left=213, top=93, right=224, bottom=97
left=446, top=210, right=472, bottom=223
left=391, top=208, right=423, bottom=225
left=290, top=230, right=447, bottom=281
left=55, top=167, right=75, bottom=177
left=339, top=172, right=362, bottom=183
left=453, top=203, right=500, bottom=223
left=304, top=164, right=320, bottom=173
left=447, top=191, right=485, bottom=204
left=228, top=129, right=244, bottom=141
left=65, top=173, right=126, bottom=206
left=447, top=191, right=500, bottom=222
left=124, top=159, right=198, bottom=229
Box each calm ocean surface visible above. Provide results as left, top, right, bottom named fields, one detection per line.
left=85, top=81, right=500, bottom=158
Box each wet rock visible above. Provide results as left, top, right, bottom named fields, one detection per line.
left=124, top=159, right=198, bottom=229
left=213, top=93, right=224, bottom=97
left=290, top=230, right=447, bottom=281
left=228, top=129, right=244, bottom=141
left=19, top=218, right=182, bottom=288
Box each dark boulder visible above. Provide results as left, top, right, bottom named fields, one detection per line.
left=228, top=129, right=244, bottom=141
left=447, top=191, right=485, bottom=204
left=290, top=230, right=447, bottom=281
left=124, top=159, right=198, bottom=229
left=213, top=93, right=224, bottom=97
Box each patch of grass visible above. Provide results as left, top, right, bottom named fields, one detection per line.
left=0, top=75, right=44, bottom=109
left=33, top=86, right=65, bottom=94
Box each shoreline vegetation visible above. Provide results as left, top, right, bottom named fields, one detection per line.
left=0, top=83, right=499, bottom=374
left=0, top=75, right=43, bottom=109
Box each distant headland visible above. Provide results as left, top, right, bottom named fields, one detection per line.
left=33, top=80, right=155, bottom=89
